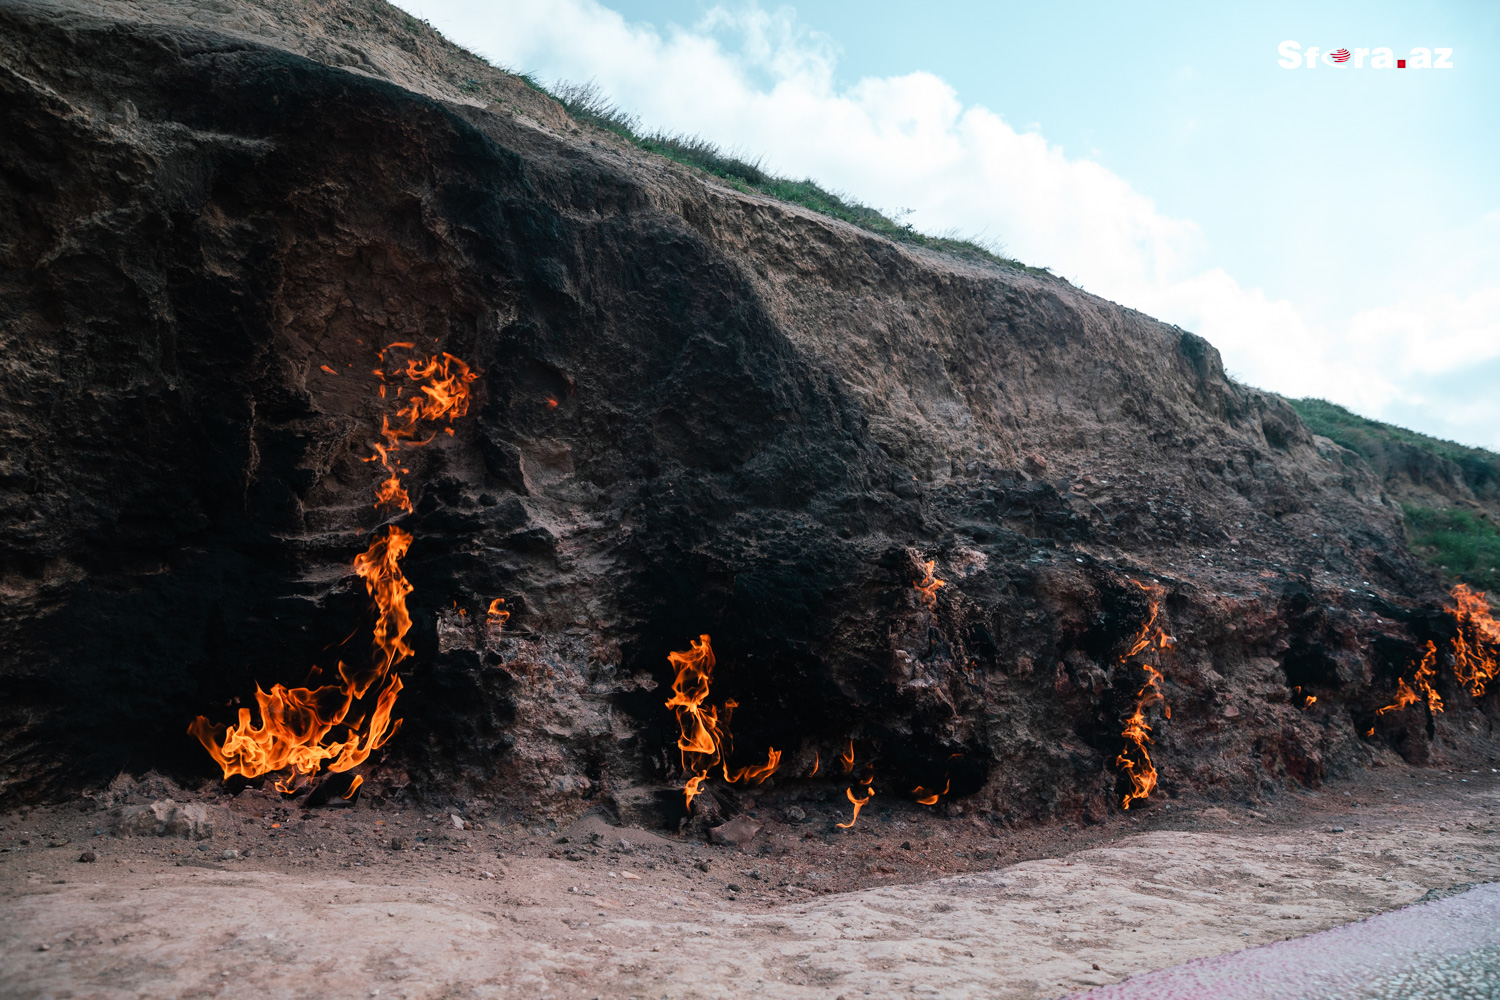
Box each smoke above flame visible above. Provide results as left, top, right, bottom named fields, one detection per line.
left=1116, top=581, right=1172, bottom=810
left=191, top=343, right=480, bottom=796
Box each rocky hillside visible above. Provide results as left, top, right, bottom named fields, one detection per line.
left=2, top=0, right=1494, bottom=824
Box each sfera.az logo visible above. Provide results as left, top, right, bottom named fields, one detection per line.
left=1277, top=41, right=1454, bottom=69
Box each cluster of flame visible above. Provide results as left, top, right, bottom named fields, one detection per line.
left=1115, top=581, right=1173, bottom=809
left=664, top=635, right=781, bottom=810
left=190, top=344, right=479, bottom=796
left=1371, top=584, right=1498, bottom=726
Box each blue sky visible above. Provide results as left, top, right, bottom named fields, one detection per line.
left=399, top=0, right=1500, bottom=449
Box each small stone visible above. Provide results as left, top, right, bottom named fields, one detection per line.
left=37, top=944, right=50, bottom=952
left=727, top=883, right=742, bottom=893
left=708, top=815, right=762, bottom=847
left=77, top=850, right=97, bottom=863
left=784, top=806, right=806, bottom=823
left=1332, top=827, right=1344, bottom=833
left=901, top=841, right=913, bottom=850
left=220, top=849, right=240, bottom=860
left=389, top=838, right=407, bottom=851
left=1092, top=963, right=1100, bottom=970
left=450, top=814, right=465, bottom=831
left=695, top=860, right=711, bottom=872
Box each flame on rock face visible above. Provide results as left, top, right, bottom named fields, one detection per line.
left=367, top=346, right=479, bottom=511
left=912, top=778, right=949, bottom=806
left=914, top=559, right=946, bottom=608
left=1450, top=584, right=1499, bottom=698
left=486, top=598, right=510, bottom=634
left=662, top=635, right=782, bottom=806
left=188, top=526, right=413, bottom=790
left=836, top=786, right=874, bottom=829
left=1116, top=581, right=1171, bottom=810
left=839, top=739, right=855, bottom=774
left=725, top=747, right=782, bottom=786
left=1377, top=641, right=1443, bottom=717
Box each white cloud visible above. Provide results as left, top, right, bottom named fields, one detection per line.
left=402, top=0, right=1500, bottom=450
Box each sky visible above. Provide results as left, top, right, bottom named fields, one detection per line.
left=395, top=0, right=1500, bottom=450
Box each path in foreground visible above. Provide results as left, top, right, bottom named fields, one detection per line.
left=2, top=778, right=1498, bottom=999
left=1064, top=881, right=1500, bottom=1000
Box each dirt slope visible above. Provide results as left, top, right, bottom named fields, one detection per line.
left=1, top=0, right=1494, bottom=829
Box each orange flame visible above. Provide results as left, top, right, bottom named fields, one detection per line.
left=1376, top=641, right=1444, bottom=717
left=487, top=598, right=510, bottom=632
left=839, top=739, right=855, bottom=773
left=1450, top=584, right=1499, bottom=697
left=188, top=525, right=413, bottom=790
left=914, top=559, right=946, bottom=608
left=366, top=346, right=479, bottom=511
left=808, top=752, right=819, bottom=777
left=1116, top=581, right=1170, bottom=810
left=836, top=786, right=874, bottom=829
left=663, top=635, right=783, bottom=806
left=725, top=747, right=782, bottom=785
left=912, top=778, right=948, bottom=806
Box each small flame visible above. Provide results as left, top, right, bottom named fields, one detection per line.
left=487, top=598, right=510, bottom=632
left=1376, top=641, right=1444, bottom=716
left=912, top=778, right=948, bottom=806
left=808, top=752, right=819, bottom=777
left=839, top=739, right=855, bottom=774
left=725, top=747, right=781, bottom=785
left=1116, top=581, right=1170, bottom=810
left=1450, top=584, right=1499, bottom=697
left=319, top=364, right=338, bottom=375
left=366, top=346, right=479, bottom=511
left=545, top=397, right=559, bottom=409
left=913, top=559, right=946, bottom=608
left=836, top=786, right=874, bottom=829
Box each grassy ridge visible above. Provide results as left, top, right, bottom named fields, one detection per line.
left=1290, top=398, right=1500, bottom=497
left=547, top=81, right=1037, bottom=270
left=1290, top=398, right=1500, bottom=592
left=1402, top=505, right=1500, bottom=593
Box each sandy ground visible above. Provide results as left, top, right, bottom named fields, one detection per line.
left=3, top=764, right=1498, bottom=1000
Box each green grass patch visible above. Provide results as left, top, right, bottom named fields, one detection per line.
left=1289, top=398, right=1500, bottom=496
left=1403, top=504, right=1500, bottom=592
left=549, top=81, right=1036, bottom=270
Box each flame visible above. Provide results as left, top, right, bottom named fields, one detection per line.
left=487, top=598, right=510, bottom=632
left=725, top=747, right=781, bottom=785
left=839, top=739, right=855, bottom=773
left=836, top=786, right=874, bottom=829
left=1376, top=641, right=1444, bottom=716
left=1450, top=584, right=1499, bottom=697
left=188, top=525, right=413, bottom=789
left=1116, top=581, right=1170, bottom=810
left=366, top=346, right=479, bottom=511
left=912, top=778, right=948, bottom=806
left=808, top=752, right=819, bottom=777
left=683, top=772, right=709, bottom=809
left=662, top=635, right=784, bottom=805
left=914, top=559, right=946, bottom=608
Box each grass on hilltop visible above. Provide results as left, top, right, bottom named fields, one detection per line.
left=547, top=81, right=1036, bottom=270
left=1402, top=505, right=1500, bottom=594
left=1289, top=398, right=1500, bottom=593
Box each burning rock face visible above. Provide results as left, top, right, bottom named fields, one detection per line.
left=1, top=0, right=1497, bottom=824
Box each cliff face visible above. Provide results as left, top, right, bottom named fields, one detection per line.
left=2, top=0, right=1490, bottom=820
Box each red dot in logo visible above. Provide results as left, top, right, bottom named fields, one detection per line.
left=1329, top=48, right=1352, bottom=64
left=1398, top=58, right=1407, bottom=68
